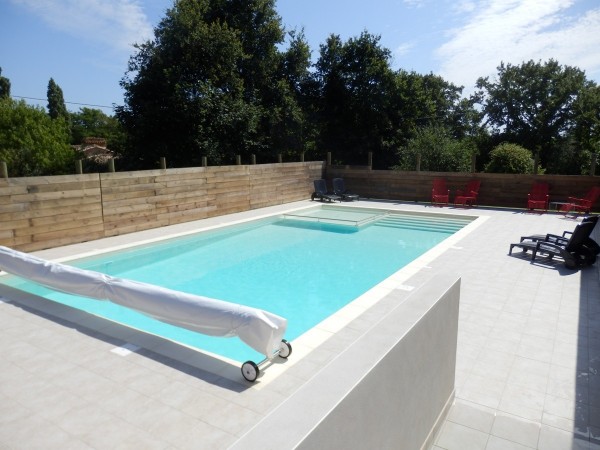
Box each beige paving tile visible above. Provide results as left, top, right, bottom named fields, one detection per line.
left=1, top=202, right=598, bottom=449
left=486, top=435, right=536, bottom=450
left=491, top=412, right=541, bottom=448
left=537, top=425, right=590, bottom=450
left=447, top=399, right=497, bottom=434
left=435, top=421, right=490, bottom=450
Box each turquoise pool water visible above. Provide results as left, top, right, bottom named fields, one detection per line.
left=1, top=207, right=471, bottom=363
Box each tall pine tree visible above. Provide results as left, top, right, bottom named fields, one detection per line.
left=47, top=78, right=69, bottom=120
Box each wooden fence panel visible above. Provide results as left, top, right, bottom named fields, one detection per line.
left=0, top=163, right=324, bottom=251
left=0, top=174, right=103, bottom=251
left=325, top=168, right=600, bottom=210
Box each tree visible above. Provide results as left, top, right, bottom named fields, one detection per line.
left=269, top=29, right=317, bottom=159
left=315, top=32, right=397, bottom=168
left=117, top=0, right=294, bottom=168
left=389, top=71, right=476, bottom=149
left=70, top=107, right=127, bottom=156
left=394, top=125, right=474, bottom=172
left=0, top=98, right=75, bottom=176
left=0, top=67, right=10, bottom=99
left=47, top=78, right=69, bottom=121
left=475, top=59, right=594, bottom=173
left=484, top=143, right=535, bottom=174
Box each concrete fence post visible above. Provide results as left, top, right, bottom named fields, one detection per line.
left=236, top=155, right=241, bottom=165
left=75, top=160, right=83, bottom=174
left=278, top=154, right=283, bottom=163
left=368, top=152, right=373, bottom=170
left=108, top=158, right=115, bottom=173
left=1, top=161, right=7, bottom=179
left=202, top=156, right=207, bottom=167
left=251, top=154, right=256, bottom=165
left=327, top=152, right=332, bottom=166
left=160, top=157, right=166, bottom=170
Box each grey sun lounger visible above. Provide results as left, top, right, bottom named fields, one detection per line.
left=311, top=179, right=341, bottom=202
left=509, top=219, right=598, bottom=269
left=519, top=216, right=598, bottom=243
left=332, top=178, right=359, bottom=201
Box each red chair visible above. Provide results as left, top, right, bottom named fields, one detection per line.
left=560, top=186, right=600, bottom=216
left=431, top=179, right=449, bottom=206
left=454, top=180, right=481, bottom=207
left=527, top=182, right=549, bottom=211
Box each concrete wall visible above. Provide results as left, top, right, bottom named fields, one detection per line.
left=231, top=274, right=460, bottom=450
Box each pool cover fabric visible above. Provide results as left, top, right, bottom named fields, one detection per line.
left=0, top=246, right=287, bottom=359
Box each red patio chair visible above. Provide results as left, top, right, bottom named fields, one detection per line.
left=560, top=186, right=600, bottom=216
left=527, top=182, right=549, bottom=211
left=454, top=180, right=481, bottom=207
left=431, top=178, right=449, bottom=206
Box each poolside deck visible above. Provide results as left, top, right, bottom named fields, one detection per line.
left=1, top=200, right=599, bottom=449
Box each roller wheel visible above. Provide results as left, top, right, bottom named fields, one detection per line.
left=278, top=339, right=292, bottom=359
left=241, top=361, right=259, bottom=382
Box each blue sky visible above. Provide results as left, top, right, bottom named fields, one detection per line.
left=1, top=0, right=599, bottom=115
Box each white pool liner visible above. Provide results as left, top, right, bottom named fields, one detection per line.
left=0, top=246, right=287, bottom=359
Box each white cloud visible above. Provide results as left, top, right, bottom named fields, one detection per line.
left=403, top=0, right=426, bottom=8
left=395, top=42, right=414, bottom=56
left=10, top=0, right=154, bottom=54
left=435, top=0, right=600, bottom=92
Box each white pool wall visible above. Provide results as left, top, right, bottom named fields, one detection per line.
left=231, top=272, right=460, bottom=449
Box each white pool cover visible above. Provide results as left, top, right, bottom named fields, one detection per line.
left=0, top=246, right=287, bottom=359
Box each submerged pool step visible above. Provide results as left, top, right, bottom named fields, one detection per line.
left=375, top=215, right=468, bottom=233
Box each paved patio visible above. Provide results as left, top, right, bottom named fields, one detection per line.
left=0, top=200, right=598, bottom=449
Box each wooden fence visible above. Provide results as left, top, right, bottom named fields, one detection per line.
left=1, top=162, right=599, bottom=252
left=0, top=162, right=324, bottom=252
left=326, top=167, right=600, bottom=210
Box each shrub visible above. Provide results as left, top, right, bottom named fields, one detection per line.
left=394, top=125, right=474, bottom=172
left=484, top=143, right=536, bottom=174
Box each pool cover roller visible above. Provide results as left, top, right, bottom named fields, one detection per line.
left=0, top=246, right=287, bottom=359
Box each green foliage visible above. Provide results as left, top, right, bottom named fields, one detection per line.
left=315, top=32, right=398, bottom=167
left=70, top=108, right=127, bottom=156
left=116, top=0, right=303, bottom=168
left=476, top=59, right=597, bottom=173
left=0, top=98, right=76, bottom=176
left=47, top=78, right=69, bottom=121
left=394, top=125, right=474, bottom=172
left=0, top=67, right=10, bottom=99
left=484, top=143, right=535, bottom=174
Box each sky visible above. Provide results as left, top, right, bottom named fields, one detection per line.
left=1, top=0, right=599, bottom=115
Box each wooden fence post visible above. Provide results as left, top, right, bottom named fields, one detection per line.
left=202, top=156, right=207, bottom=167
left=1, top=161, right=7, bottom=179
left=416, top=154, right=421, bottom=172
left=327, top=152, right=332, bottom=166
left=251, top=154, right=256, bottom=165
left=75, top=160, right=83, bottom=174
left=236, top=155, right=241, bottom=165
left=160, top=157, right=166, bottom=170
left=591, top=154, right=597, bottom=176
left=278, top=154, right=282, bottom=163
left=108, top=158, right=115, bottom=173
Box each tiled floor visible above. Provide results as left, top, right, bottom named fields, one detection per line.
left=0, top=200, right=599, bottom=449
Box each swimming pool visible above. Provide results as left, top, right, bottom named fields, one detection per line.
left=0, top=205, right=473, bottom=364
